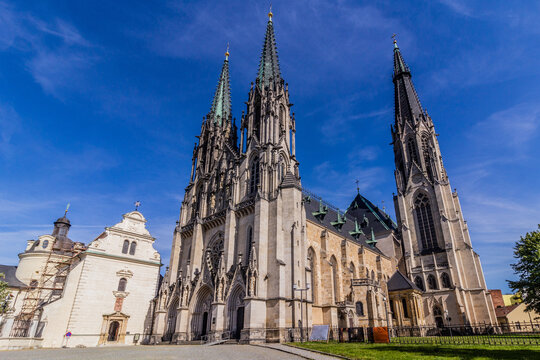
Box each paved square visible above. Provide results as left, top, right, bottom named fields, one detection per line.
left=1, top=344, right=309, bottom=360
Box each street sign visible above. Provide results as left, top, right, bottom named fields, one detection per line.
left=65, top=331, right=72, bottom=338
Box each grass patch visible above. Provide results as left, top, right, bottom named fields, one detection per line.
left=291, top=341, right=540, bottom=360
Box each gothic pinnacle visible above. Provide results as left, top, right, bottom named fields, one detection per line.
left=257, top=7, right=281, bottom=86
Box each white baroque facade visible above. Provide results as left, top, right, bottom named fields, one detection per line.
left=0, top=210, right=161, bottom=350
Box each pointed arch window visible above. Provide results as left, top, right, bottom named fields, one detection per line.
left=246, top=226, right=253, bottom=262
left=355, top=301, right=364, bottom=316
left=414, top=193, right=438, bottom=251
left=407, top=138, right=419, bottom=164
left=427, top=274, right=438, bottom=290
left=441, top=272, right=452, bottom=288
left=122, top=240, right=129, bottom=254
left=249, top=158, right=260, bottom=194
left=414, top=276, right=425, bottom=291
left=421, top=134, right=434, bottom=181
left=330, top=256, right=339, bottom=304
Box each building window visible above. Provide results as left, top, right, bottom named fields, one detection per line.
left=414, top=276, right=425, bottom=291
left=421, top=134, right=434, bottom=181
left=118, top=278, right=127, bottom=292
left=246, top=227, right=253, bottom=261
left=441, top=272, right=451, bottom=288
left=129, top=241, right=137, bottom=255
left=414, top=193, right=438, bottom=251
left=42, top=240, right=49, bottom=249
left=122, top=240, right=129, bottom=254
left=30, top=280, right=38, bottom=289
left=427, top=274, right=438, bottom=290
left=402, top=298, right=409, bottom=318
left=249, top=159, right=260, bottom=194
left=407, top=138, right=418, bottom=164
left=355, top=301, right=364, bottom=316
left=330, top=256, right=338, bottom=304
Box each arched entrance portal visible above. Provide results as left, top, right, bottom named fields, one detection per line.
left=107, top=321, right=120, bottom=342
left=164, top=297, right=179, bottom=342
left=228, top=286, right=245, bottom=340
left=191, top=286, right=213, bottom=340
left=434, top=306, right=444, bottom=328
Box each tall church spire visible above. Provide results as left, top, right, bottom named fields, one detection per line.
left=393, top=40, right=423, bottom=127
left=209, top=46, right=232, bottom=126
left=257, top=9, right=281, bottom=86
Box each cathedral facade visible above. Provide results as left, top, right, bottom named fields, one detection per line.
left=150, top=12, right=496, bottom=344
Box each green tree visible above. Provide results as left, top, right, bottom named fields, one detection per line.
left=0, top=273, right=11, bottom=314
left=508, top=225, right=540, bottom=314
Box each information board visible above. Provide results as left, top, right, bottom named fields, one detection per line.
left=373, top=327, right=389, bottom=343
left=309, top=325, right=329, bottom=341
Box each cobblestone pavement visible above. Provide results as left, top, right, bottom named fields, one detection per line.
left=1, top=344, right=313, bottom=360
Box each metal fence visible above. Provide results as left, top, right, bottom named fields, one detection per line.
left=391, top=322, right=540, bottom=346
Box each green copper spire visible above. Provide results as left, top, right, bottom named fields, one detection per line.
left=209, top=46, right=232, bottom=126
left=366, top=228, right=378, bottom=247
left=257, top=10, right=281, bottom=86
left=349, top=219, right=365, bottom=239
left=393, top=39, right=410, bottom=77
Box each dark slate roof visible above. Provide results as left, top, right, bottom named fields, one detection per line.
left=387, top=270, right=422, bottom=292
left=257, top=18, right=281, bottom=85
left=0, top=264, right=26, bottom=288
left=346, top=193, right=398, bottom=237
left=302, top=193, right=383, bottom=254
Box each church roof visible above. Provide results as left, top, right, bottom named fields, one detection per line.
left=346, top=193, right=398, bottom=237
left=302, top=191, right=384, bottom=254
left=387, top=270, right=422, bottom=292
left=0, top=264, right=26, bottom=288
left=208, top=51, right=232, bottom=126
left=257, top=13, right=281, bottom=86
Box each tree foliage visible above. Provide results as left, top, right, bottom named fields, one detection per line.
left=507, top=225, right=540, bottom=314
left=0, top=273, right=10, bottom=314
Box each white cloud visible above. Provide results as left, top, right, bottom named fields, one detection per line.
left=0, top=1, right=96, bottom=98
left=0, top=103, right=21, bottom=158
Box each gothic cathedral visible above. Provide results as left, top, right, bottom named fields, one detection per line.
left=150, top=12, right=496, bottom=344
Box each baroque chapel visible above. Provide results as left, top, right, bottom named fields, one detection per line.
left=150, top=11, right=496, bottom=344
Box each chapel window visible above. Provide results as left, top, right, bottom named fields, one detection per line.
left=414, top=276, right=425, bottom=291
left=427, top=274, right=438, bottom=290
left=129, top=241, right=137, bottom=255
left=414, top=193, right=438, bottom=251
left=118, top=278, right=127, bottom=292
left=441, top=272, right=452, bottom=288
left=122, top=240, right=129, bottom=254
left=402, top=298, right=409, bottom=318
left=355, top=301, right=364, bottom=316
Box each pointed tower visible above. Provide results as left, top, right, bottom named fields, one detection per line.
left=239, top=8, right=299, bottom=198
left=390, top=40, right=496, bottom=326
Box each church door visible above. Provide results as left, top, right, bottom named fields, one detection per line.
left=235, top=306, right=244, bottom=339
left=107, top=321, right=120, bottom=342
left=201, top=312, right=209, bottom=337
left=435, top=316, right=444, bottom=328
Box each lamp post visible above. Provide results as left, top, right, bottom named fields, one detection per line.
left=382, top=295, right=391, bottom=342
left=293, top=283, right=310, bottom=342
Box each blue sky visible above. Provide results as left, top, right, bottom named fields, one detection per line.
left=0, top=0, right=539, bottom=294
